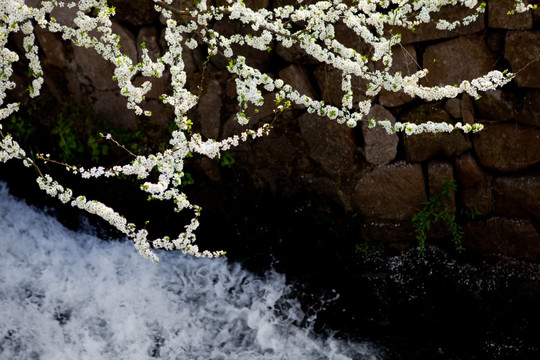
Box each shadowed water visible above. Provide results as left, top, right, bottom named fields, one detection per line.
left=0, top=183, right=381, bottom=360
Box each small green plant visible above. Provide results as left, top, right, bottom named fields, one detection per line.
left=355, top=240, right=383, bottom=257
left=412, top=179, right=465, bottom=255
left=219, top=152, right=236, bottom=168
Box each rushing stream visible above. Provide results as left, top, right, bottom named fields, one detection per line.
left=0, top=182, right=381, bottom=360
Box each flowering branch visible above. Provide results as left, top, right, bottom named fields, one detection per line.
left=0, top=0, right=535, bottom=261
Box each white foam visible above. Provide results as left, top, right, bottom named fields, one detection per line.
left=0, top=182, right=380, bottom=359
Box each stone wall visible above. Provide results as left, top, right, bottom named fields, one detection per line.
left=10, top=1, right=540, bottom=260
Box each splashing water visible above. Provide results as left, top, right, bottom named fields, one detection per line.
left=0, top=183, right=380, bottom=360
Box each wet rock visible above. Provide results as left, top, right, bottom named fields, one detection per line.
left=378, top=45, right=417, bottom=107
left=390, top=5, right=485, bottom=44
left=313, top=64, right=370, bottom=106
left=298, top=113, right=356, bottom=178
left=352, top=162, right=426, bottom=221
left=464, top=217, right=540, bottom=261
left=361, top=105, right=399, bottom=165
left=494, top=174, right=540, bottom=222
left=473, top=123, right=540, bottom=172
left=488, top=0, right=534, bottom=30
left=474, top=89, right=514, bottom=122
left=505, top=31, right=540, bottom=88
left=422, top=36, right=497, bottom=88
left=401, top=104, right=471, bottom=163
left=455, top=153, right=485, bottom=188
left=515, top=89, right=540, bottom=127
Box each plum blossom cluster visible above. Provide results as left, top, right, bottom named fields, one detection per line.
left=0, top=0, right=534, bottom=261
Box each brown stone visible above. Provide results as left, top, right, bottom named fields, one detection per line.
left=516, top=90, right=540, bottom=127
left=278, top=64, right=317, bottom=109
left=464, top=217, right=540, bottom=261
left=111, top=22, right=138, bottom=64
left=445, top=98, right=462, bottom=119
left=378, top=45, right=417, bottom=107
left=222, top=92, right=281, bottom=138
left=472, top=123, right=540, bottom=172
left=488, top=0, right=534, bottom=30
left=461, top=93, right=475, bottom=124
left=401, top=104, right=472, bottom=163
left=275, top=42, right=322, bottom=65
left=494, top=173, right=540, bottom=222
left=460, top=176, right=494, bottom=216
left=109, top=0, right=159, bottom=25
left=92, top=90, right=138, bottom=129
left=298, top=113, right=356, bottom=178
left=422, top=36, right=497, bottom=88
left=197, top=79, right=223, bottom=140
left=137, top=27, right=162, bottom=62
left=474, top=89, right=514, bottom=122
left=314, top=64, right=370, bottom=107
left=352, top=162, right=426, bottom=221
left=505, top=31, right=540, bottom=88
left=455, top=153, right=485, bottom=187
left=361, top=105, right=399, bottom=165
left=427, top=161, right=455, bottom=238
left=390, top=6, right=485, bottom=44
left=35, top=28, right=67, bottom=68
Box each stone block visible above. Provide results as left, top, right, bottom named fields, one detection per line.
left=488, top=0, right=534, bottom=30
left=278, top=64, right=317, bottom=109
left=401, top=104, right=472, bottom=163
left=516, top=90, right=540, bottom=127
left=464, top=217, right=540, bottom=261
left=390, top=5, right=485, bottom=44
left=422, top=36, right=497, bottom=88
left=352, top=162, right=426, bottom=221
left=473, top=123, right=540, bottom=172
left=474, top=89, right=514, bottom=122
left=494, top=173, right=540, bottom=222
left=505, top=31, right=540, bottom=88
left=378, top=45, right=417, bottom=107
left=361, top=105, right=399, bottom=165
left=314, top=64, right=370, bottom=107
left=298, top=113, right=356, bottom=178
left=455, top=153, right=485, bottom=188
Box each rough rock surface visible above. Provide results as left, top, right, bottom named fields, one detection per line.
left=392, top=6, right=485, bottom=44
left=505, top=31, right=540, bottom=88
left=464, top=217, right=540, bottom=261
left=474, top=89, right=514, bottom=122
left=298, top=113, right=356, bottom=178
left=402, top=104, right=472, bottom=162
left=352, top=163, right=426, bottom=221
left=516, top=89, right=540, bottom=126
left=473, top=123, right=540, bottom=172
left=361, top=105, right=399, bottom=165
left=487, top=0, right=534, bottom=30
left=422, top=36, right=497, bottom=88
left=494, top=174, right=540, bottom=222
